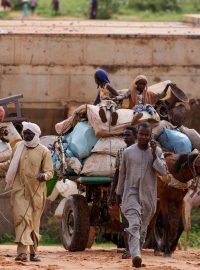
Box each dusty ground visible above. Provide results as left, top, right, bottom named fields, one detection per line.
left=0, top=245, right=199, bottom=270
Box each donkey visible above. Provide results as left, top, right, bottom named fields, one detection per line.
left=183, top=183, right=200, bottom=250
left=148, top=152, right=200, bottom=256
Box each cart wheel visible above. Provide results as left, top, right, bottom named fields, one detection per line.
left=61, top=194, right=90, bottom=251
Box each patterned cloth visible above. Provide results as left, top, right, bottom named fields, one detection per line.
left=99, top=84, right=117, bottom=109
left=115, top=147, right=126, bottom=170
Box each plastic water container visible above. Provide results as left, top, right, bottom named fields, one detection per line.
left=56, top=179, right=78, bottom=198
left=69, top=121, right=99, bottom=159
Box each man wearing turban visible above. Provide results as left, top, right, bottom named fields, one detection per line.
left=6, top=122, right=53, bottom=262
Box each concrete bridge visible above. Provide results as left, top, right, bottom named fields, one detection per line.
left=0, top=19, right=200, bottom=134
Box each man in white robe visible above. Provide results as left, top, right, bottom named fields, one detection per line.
left=6, top=122, right=53, bottom=262
left=116, top=122, right=167, bottom=268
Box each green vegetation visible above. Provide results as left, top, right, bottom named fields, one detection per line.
left=127, top=0, right=180, bottom=13
left=0, top=208, right=199, bottom=248
left=0, top=10, right=11, bottom=19
left=0, top=0, right=199, bottom=21
left=40, top=217, right=61, bottom=244
left=180, top=208, right=200, bottom=248
left=36, top=0, right=89, bottom=18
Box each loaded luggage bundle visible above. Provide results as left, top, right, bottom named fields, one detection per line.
left=45, top=80, right=200, bottom=204
left=51, top=81, right=192, bottom=177
left=49, top=81, right=195, bottom=180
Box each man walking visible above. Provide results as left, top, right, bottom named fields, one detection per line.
left=22, top=0, right=29, bottom=17
left=108, top=126, right=137, bottom=258
left=116, top=122, right=167, bottom=268
left=6, top=121, right=53, bottom=262
left=90, top=0, right=98, bottom=19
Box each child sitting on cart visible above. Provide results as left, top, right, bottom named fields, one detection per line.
left=114, top=75, right=169, bottom=123
left=94, top=69, right=119, bottom=126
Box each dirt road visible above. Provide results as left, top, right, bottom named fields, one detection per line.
left=0, top=245, right=199, bottom=270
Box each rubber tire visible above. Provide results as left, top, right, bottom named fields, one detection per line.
left=61, top=194, right=90, bottom=251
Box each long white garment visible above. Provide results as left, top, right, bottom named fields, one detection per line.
left=5, top=122, right=41, bottom=189
left=116, top=143, right=167, bottom=258
left=5, top=141, right=24, bottom=189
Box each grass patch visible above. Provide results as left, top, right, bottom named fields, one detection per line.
left=0, top=10, right=12, bottom=19
left=180, top=208, right=200, bottom=248
left=0, top=0, right=199, bottom=21
left=36, top=0, right=89, bottom=18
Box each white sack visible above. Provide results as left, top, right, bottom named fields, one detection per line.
left=67, top=157, right=82, bottom=174
left=149, top=80, right=171, bottom=97
left=92, top=136, right=126, bottom=156
left=133, top=110, right=160, bottom=125
left=40, top=135, right=57, bottom=149
left=81, top=153, right=115, bottom=177
left=87, top=105, right=133, bottom=137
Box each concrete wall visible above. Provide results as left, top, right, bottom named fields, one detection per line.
left=0, top=23, right=200, bottom=134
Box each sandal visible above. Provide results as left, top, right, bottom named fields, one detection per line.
left=99, top=108, right=107, bottom=123
left=30, top=254, right=41, bottom=262
left=132, top=256, right=146, bottom=268
left=15, top=253, right=28, bottom=262
left=111, top=111, right=118, bottom=126
left=122, top=250, right=131, bottom=259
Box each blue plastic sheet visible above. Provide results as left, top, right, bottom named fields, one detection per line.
left=158, top=128, right=192, bottom=154
left=70, top=121, right=99, bottom=159
left=52, top=121, right=99, bottom=174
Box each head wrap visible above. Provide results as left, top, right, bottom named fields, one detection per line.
left=22, top=121, right=41, bottom=148
left=0, top=106, right=5, bottom=122
left=22, top=121, right=41, bottom=136
left=5, top=122, right=41, bottom=189
left=130, top=75, right=148, bottom=106
left=94, top=69, right=110, bottom=87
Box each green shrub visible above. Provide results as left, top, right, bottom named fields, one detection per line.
left=11, top=0, right=21, bottom=8
left=128, top=0, right=180, bottom=13
left=97, top=0, right=123, bottom=19
left=0, top=233, right=15, bottom=243
left=40, top=217, right=60, bottom=244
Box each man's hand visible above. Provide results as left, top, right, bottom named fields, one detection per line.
left=37, top=173, right=46, bottom=182
left=116, top=194, right=122, bottom=206
left=150, top=140, right=157, bottom=159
